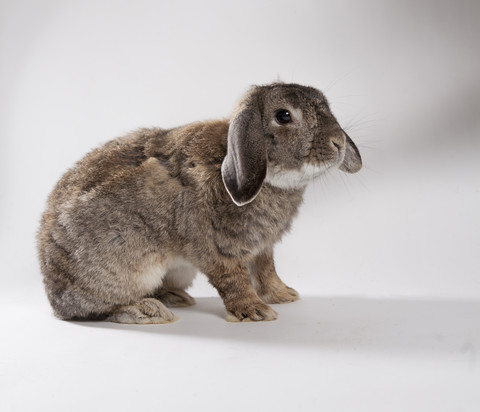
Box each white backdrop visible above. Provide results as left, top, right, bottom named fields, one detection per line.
left=1, top=0, right=478, bottom=299
left=1, top=2, right=479, bottom=411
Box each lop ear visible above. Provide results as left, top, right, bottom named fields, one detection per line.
left=339, top=132, right=362, bottom=173
left=221, top=99, right=266, bottom=206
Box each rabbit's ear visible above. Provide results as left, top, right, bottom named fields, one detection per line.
left=339, top=132, right=362, bottom=173
left=221, top=100, right=266, bottom=206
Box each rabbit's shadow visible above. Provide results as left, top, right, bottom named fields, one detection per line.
left=77, top=296, right=480, bottom=357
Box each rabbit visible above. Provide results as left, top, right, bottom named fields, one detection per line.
left=37, top=82, right=362, bottom=324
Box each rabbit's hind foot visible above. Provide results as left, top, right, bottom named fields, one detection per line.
left=258, top=284, right=300, bottom=304
left=156, top=288, right=196, bottom=308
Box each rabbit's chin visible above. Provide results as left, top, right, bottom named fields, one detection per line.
left=264, top=162, right=335, bottom=190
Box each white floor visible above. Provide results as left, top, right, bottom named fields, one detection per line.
left=1, top=289, right=479, bottom=412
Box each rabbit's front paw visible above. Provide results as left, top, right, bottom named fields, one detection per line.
left=106, top=298, right=177, bottom=324
left=226, top=300, right=278, bottom=322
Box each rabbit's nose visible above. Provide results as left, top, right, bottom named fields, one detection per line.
left=330, top=134, right=345, bottom=152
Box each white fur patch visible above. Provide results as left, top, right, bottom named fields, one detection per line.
left=265, top=163, right=332, bottom=189
left=165, top=258, right=197, bottom=289
left=136, top=256, right=197, bottom=294
left=136, top=257, right=170, bottom=293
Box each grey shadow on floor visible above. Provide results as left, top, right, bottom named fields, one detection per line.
left=77, top=296, right=480, bottom=360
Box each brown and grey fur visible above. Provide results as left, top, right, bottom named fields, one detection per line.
left=37, top=83, right=362, bottom=324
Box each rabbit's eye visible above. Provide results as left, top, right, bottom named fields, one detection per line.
left=275, top=110, right=291, bottom=124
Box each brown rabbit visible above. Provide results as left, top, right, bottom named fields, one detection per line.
left=37, top=83, right=362, bottom=324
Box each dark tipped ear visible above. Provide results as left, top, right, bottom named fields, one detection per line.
left=339, top=132, right=362, bottom=173
left=221, top=98, right=266, bottom=206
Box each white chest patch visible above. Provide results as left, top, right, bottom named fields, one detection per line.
left=265, top=163, right=332, bottom=189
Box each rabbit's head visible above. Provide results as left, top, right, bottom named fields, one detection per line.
left=221, top=83, right=362, bottom=206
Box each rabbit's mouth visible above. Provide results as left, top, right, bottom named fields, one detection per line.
left=264, top=161, right=336, bottom=190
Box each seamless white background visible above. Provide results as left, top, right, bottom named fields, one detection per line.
left=1, top=1, right=479, bottom=411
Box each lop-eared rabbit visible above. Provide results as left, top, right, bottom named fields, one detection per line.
left=37, top=83, right=362, bottom=324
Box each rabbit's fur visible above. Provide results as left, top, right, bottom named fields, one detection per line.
left=37, top=83, right=362, bottom=323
